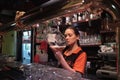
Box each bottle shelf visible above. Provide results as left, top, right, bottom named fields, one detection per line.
left=98, top=50, right=116, bottom=55
left=100, top=30, right=115, bottom=33
left=81, top=43, right=101, bottom=47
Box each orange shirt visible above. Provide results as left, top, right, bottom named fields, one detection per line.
left=64, top=47, right=87, bottom=74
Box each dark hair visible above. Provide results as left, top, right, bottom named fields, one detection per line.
left=65, top=26, right=80, bottom=46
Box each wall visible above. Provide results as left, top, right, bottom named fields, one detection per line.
left=2, top=31, right=16, bottom=56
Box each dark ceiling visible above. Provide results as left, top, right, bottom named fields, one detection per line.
left=0, top=0, right=120, bottom=25
left=0, top=0, right=50, bottom=24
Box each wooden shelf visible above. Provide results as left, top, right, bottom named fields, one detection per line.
left=100, top=30, right=115, bottom=33
left=98, top=51, right=116, bottom=55
left=81, top=43, right=101, bottom=47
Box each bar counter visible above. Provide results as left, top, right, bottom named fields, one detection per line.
left=1, top=62, right=82, bottom=80
left=0, top=61, right=117, bottom=80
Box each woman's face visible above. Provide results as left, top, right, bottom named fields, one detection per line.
left=64, top=28, right=79, bottom=46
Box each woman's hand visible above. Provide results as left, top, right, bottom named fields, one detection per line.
left=50, top=46, right=65, bottom=53
left=55, top=51, right=76, bottom=73
left=54, top=51, right=63, bottom=61
left=50, top=46, right=64, bottom=61
left=50, top=46, right=75, bottom=73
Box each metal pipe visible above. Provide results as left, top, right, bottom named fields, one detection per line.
left=40, top=0, right=61, bottom=7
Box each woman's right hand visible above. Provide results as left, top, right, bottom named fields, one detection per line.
left=50, top=46, right=65, bottom=54
left=49, top=46, right=64, bottom=60
left=54, top=51, right=63, bottom=61
left=50, top=46, right=76, bottom=73
left=55, top=51, right=76, bottom=73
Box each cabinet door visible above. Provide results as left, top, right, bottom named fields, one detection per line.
left=0, top=36, right=3, bottom=53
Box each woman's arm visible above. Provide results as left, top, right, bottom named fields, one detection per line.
left=50, top=46, right=75, bottom=72
left=55, top=51, right=76, bottom=73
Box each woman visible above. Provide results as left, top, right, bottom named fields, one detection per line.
left=51, top=26, right=87, bottom=75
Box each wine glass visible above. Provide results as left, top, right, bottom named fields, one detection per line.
left=47, top=27, right=66, bottom=51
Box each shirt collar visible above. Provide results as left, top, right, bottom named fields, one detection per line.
left=64, top=47, right=82, bottom=56
left=73, top=47, right=82, bottom=54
